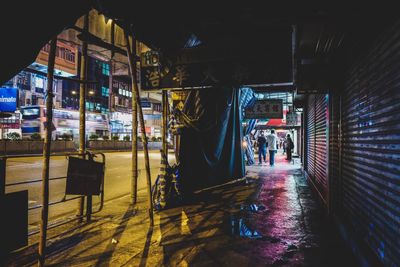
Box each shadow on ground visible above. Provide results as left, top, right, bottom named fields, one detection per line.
left=4, top=157, right=358, bottom=267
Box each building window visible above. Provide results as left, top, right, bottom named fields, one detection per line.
left=102, top=86, right=109, bottom=97
left=85, top=102, right=95, bottom=111
left=95, top=60, right=110, bottom=76
left=102, top=63, right=110, bottom=76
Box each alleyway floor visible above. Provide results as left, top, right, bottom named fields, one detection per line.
left=5, top=155, right=357, bottom=266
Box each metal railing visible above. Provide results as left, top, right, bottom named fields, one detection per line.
left=0, top=151, right=106, bottom=239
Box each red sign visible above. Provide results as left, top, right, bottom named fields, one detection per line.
left=265, top=110, right=287, bottom=127
left=0, top=123, right=20, bottom=129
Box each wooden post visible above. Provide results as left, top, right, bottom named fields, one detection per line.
left=124, top=30, right=154, bottom=225
left=77, top=13, right=89, bottom=221
left=131, top=40, right=138, bottom=204
left=38, top=36, right=57, bottom=267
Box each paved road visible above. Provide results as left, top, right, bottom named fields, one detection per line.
left=4, top=151, right=174, bottom=231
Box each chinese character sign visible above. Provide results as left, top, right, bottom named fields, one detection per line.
left=172, top=65, right=189, bottom=86
left=245, top=99, right=283, bottom=119
left=286, top=113, right=299, bottom=126
left=140, top=49, right=291, bottom=90
left=141, top=51, right=160, bottom=67
left=141, top=50, right=162, bottom=90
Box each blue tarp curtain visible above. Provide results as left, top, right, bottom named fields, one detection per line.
left=178, top=87, right=245, bottom=194
left=239, top=87, right=257, bottom=165
left=243, top=119, right=257, bottom=165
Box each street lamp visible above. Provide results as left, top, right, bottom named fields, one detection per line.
left=89, top=90, right=95, bottom=95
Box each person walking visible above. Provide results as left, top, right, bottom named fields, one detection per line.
left=266, top=129, right=278, bottom=166
left=282, top=137, right=287, bottom=155
left=257, top=131, right=267, bottom=165
left=286, top=134, right=294, bottom=161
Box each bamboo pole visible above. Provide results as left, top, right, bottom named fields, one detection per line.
left=162, top=90, right=168, bottom=162
left=77, top=13, right=89, bottom=221
left=124, top=30, right=153, bottom=225
left=131, top=41, right=138, bottom=204
left=157, top=90, right=169, bottom=209
left=38, top=36, right=57, bottom=267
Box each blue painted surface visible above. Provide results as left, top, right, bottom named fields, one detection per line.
left=0, top=87, right=18, bottom=112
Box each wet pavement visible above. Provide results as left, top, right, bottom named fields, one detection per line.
left=4, top=154, right=357, bottom=266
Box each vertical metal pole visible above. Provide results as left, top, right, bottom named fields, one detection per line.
left=38, top=37, right=57, bottom=267
left=292, top=25, right=298, bottom=88
left=86, top=191, right=92, bottom=222
left=125, top=30, right=154, bottom=225
left=131, top=40, right=138, bottom=204
left=77, top=13, right=89, bottom=221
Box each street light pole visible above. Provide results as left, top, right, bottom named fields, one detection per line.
left=38, top=36, right=57, bottom=267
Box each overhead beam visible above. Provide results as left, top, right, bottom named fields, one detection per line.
left=71, top=25, right=139, bottom=60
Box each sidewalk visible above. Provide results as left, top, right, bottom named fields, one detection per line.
left=4, top=155, right=357, bottom=266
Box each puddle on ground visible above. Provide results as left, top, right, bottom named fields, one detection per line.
left=229, top=203, right=268, bottom=213
left=229, top=211, right=284, bottom=245
left=228, top=215, right=284, bottom=243
left=241, top=203, right=267, bottom=213
left=230, top=215, right=263, bottom=239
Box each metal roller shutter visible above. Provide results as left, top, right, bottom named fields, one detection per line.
left=306, top=94, right=329, bottom=205
left=341, top=22, right=400, bottom=266
left=314, top=94, right=329, bottom=202
left=329, top=94, right=341, bottom=213
left=306, top=94, right=316, bottom=178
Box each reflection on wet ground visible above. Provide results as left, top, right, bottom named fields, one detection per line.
left=9, top=155, right=359, bottom=266
left=158, top=155, right=357, bottom=266
left=230, top=216, right=263, bottom=239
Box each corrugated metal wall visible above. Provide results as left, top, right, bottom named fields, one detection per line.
left=303, top=21, right=400, bottom=266
left=329, top=94, right=341, bottom=213
left=340, top=22, right=400, bottom=266
left=306, top=94, right=329, bottom=205
left=306, top=94, right=315, bottom=178
left=315, top=94, right=329, bottom=202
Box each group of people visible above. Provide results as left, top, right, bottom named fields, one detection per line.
left=255, top=130, right=294, bottom=166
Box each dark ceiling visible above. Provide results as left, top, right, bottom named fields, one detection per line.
left=1, top=1, right=397, bottom=92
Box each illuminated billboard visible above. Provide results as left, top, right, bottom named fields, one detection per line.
left=0, top=87, right=18, bottom=112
